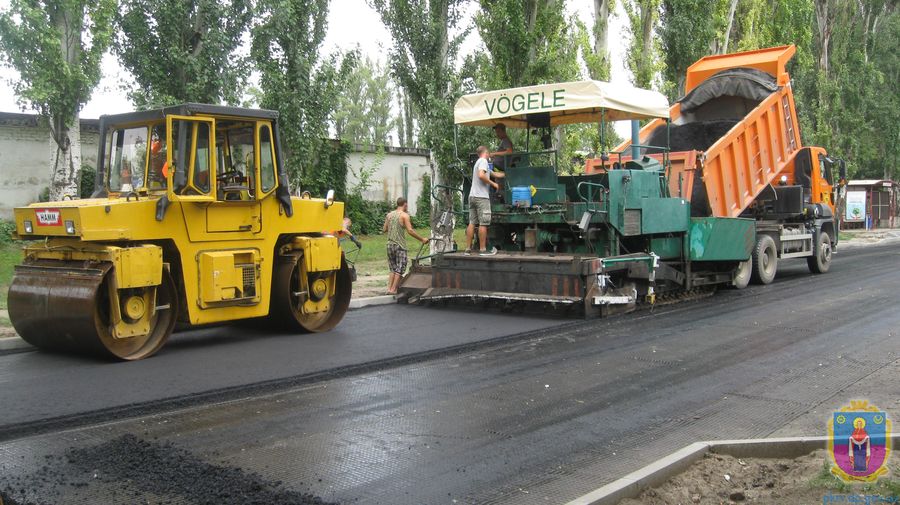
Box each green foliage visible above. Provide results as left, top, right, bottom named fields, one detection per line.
left=372, top=0, right=469, bottom=183
left=475, top=0, right=581, bottom=88
left=578, top=0, right=614, bottom=81
left=252, top=0, right=357, bottom=191
left=468, top=0, right=592, bottom=173
left=658, top=0, right=719, bottom=100
left=309, top=140, right=350, bottom=200
left=801, top=0, right=899, bottom=180
left=344, top=145, right=390, bottom=235
left=0, top=0, right=115, bottom=120
left=0, top=220, right=16, bottom=245
left=79, top=164, right=96, bottom=198
left=623, top=0, right=662, bottom=88
left=653, top=0, right=898, bottom=180
left=115, top=0, right=252, bottom=108
left=412, top=173, right=432, bottom=228
left=334, top=57, right=395, bottom=145
left=0, top=0, right=116, bottom=200
left=808, top=459, right=900, bottom=496
left=347, top=197, right=394, bottom=236
left=0, top=241, right=21, bottom=309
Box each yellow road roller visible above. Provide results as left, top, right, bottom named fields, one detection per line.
left=7, top=104, right=352, bottom=360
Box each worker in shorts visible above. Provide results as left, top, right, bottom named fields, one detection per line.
left=465, top=145, right=500, bottom=255
left=384, top=197, right=428, bottom=295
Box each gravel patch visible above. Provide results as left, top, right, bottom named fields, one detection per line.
left=1, top=434, right=336, bottom=505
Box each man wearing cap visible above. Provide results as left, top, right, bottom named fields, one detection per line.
left=490, top=123, right=514, bottom=171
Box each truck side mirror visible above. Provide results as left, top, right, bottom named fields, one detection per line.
left=839, top=160, right=847, bottom=182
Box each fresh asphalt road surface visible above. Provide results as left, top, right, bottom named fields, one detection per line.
left=0, top=304, right=564, bottom=429
left=2, top=243, right=899, bottom=505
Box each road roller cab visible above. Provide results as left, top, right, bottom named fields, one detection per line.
left=8, top=104, right=353, bottom=360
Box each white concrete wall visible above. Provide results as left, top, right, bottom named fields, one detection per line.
left=346, top=145, right=432, bottom=216
left=0, top=114, right=100, bottom=219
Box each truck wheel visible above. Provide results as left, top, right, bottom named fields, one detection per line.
left=807, top=232, right=832, bottom=274
left=732, top=260, right=752, bottom=289
left=751, top=234, right=778, bottom=285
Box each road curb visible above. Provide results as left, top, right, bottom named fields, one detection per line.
left=564, top=434, right=900, bottom=505
left=349, top=295, right=396, bottom=309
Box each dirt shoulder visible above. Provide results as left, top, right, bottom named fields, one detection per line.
left=620, top=450, right=900, bottom=505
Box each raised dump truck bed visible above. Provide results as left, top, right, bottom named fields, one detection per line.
left=597, top=45, right=840, bottom=286
left=608, top=46, right=803, bottom=217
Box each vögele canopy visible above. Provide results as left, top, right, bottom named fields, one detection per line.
left=454, top=80, right=670, bottom=128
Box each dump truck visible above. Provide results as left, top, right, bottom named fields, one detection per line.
left=7, top=104, right=352, bottom=360
left=589, top=45, right=843, bottom=286
left=399, top=45, right=843, bottom=316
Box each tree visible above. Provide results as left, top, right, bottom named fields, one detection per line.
left=0, top=0, right=115, bottom=200
left=115, top=0, right=252, bottom=108
left=396, top=87, right=417, bottom=147
left=475, top=0, right=581, bottom=88
left=372, top=0, right=468, bottom=181
left=658, top=0, right=718, bottom=99
left=575, top=1, right=622, bottom=155
left=586, top=0, right=613, bottom=81
left=334, top=57, right=394, bottom=145
left=652, top=0, right=899, bottom=181
left=251, top=0, right=357, bottom=194
left=623, top=0, right=661, bottom=89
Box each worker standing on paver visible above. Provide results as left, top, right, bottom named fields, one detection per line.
left=490, top=123, right=514, bottom=171
left=465, top=146, right=499, bottom=256
left=384, top=197, right=428, bottom=295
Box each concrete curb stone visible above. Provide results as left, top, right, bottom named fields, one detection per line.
left=564, top=434, right=900, bottom=505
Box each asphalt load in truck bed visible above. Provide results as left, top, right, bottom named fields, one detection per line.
left=0, top=434, right=335, bottom=505
left=646, top=120, right=740, bottom=153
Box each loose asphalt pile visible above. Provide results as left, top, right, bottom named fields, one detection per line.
left=646, top=120, right=740, bottom=153
left=1, top=434, right=336, bottom=505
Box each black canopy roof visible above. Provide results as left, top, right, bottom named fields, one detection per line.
left=99, top=103, right=278, bottom=126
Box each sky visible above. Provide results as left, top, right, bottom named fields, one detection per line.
left=0, top=0, right=632, bottom=130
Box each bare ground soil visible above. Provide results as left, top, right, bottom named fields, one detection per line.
left=620, top=450, right=900, bottom=505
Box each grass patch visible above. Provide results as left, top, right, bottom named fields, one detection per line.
left=809, top=460, right=900, bottom=496
left=0, top=243, right=23, bottom=310
left=346, top=228, right=467, bottom=277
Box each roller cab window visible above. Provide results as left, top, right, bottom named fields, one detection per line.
left=165, top=115, right=216, bottom=201
left=106, top=126, right=149, bottom=194
left=258, top=122, right=278, bottom=195
left=214, top=120, right=265, bottom=201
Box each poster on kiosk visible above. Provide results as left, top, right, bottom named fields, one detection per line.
left=845, top=191, right=867, bottom=223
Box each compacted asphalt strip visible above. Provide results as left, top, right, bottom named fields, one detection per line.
left=0, top=304, right=565, bottom=436
left=1, top=243, right=899, bottom=505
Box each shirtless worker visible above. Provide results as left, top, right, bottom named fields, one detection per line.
left=384, top=197, right=428, bottom=295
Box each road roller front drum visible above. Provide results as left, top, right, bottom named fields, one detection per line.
left=8, top=261, right=178, bottom=360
